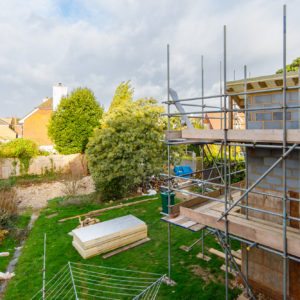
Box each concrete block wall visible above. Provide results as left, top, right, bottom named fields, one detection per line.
left=247, top=91, right=299, bottom=129
left=247, top=90, right=300, bottom=195
left=242, top=90, right=300, bottom=299
left=248, top=147, right=300, bottom=194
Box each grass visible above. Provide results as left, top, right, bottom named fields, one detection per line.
left=3, top=194, right=241, bottom=299
left=0, top=211, right=31, bottom=272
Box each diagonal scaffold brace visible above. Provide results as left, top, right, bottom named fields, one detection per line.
left=215, top=230, right=256, bottom=300
left=217, top=143, right=298, bottom=222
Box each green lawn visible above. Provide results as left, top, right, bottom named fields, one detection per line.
left=3, top=194, right=241, bottom=299
left=0, top=211, right=31, bottom=273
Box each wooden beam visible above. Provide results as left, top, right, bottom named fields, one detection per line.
left=102, top=238, right=150, bottom=259
left=258, top=81, right=267, bottom=88
left=182, top=129, right=300, bottom=144
left=247, top=83, right=254, bottom=90
left=165, top=130, right=182, bottom=140
left=180, top=206, right=300, bottom=257
left=275, top=79, right=283, bottom=86
left=208, top=248, right=241, bottom=265
left=59, top=198, right=157, bottom=223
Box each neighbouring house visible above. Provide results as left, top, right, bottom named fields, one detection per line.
left=18, top=83, right=68, bottom=149
left=203, top=111, right=245, bottom=130
left=0, top=118, right=16, bottom=142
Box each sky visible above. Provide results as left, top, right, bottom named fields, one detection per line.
left=0, top=0, right=299, bottom=117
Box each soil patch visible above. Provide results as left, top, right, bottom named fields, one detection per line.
left=14, top=176, right=95, bottom=209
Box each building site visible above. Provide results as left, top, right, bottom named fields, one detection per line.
left=162, top=4, right=300, bottom=300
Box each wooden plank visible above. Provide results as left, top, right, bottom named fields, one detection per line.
left=180, top=220, right=197, bottom=228
left=209, top=248, right=241, bottom=265
left=165, top=130, right=182, bottom=140
left=231, top=249, right=241, bottom=260
left=182, top=129, right=300, bottom=144
left=180, top=206, right=300, bottom=257
left=189, top=224, right=206, bottom=232
left=220, top=265, right=235, bottom=276
left=59, top=198, right=157, bottom=222
left=196, top=253, right=211, bottom=262
left=289, top=191, right=299, bottom=229
left=102, top=238, right=150, bottom=259
left=170, top=180, right=244, bottom=215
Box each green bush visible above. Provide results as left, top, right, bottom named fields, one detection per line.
left=0, top=138, right=39, bottom=173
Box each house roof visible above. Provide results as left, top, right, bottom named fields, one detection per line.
left=0, top=118, right=10, bottom=125
left=0, top=126, right=16, bottom=140
left=0, top=117, right=12, bottom=125
left=19, top=97, right=53, bottom=124
left=38, top=98, right=53, bottom=109
left=227, top=71, right=299, bottom=108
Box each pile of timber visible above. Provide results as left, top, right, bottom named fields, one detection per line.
left=72, top=215, right=147, bottom=259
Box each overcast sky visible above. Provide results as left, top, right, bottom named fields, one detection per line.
left=1, top=0, right=299, bottom=117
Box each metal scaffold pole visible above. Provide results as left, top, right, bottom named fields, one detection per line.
left=223, top=24, right=229, bottom=300
left=244, top=64, right=250, bottom=297
left=167, top=44, right=172, bottom=284
left=282, top=5, right=288, bottom=300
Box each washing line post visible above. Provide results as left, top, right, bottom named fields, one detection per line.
left=68, top=262, right=78, bottom=300
left=43, top=233, right=46, bottom=300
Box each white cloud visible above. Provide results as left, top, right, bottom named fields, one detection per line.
left=0, top=0, right=299, bottom=117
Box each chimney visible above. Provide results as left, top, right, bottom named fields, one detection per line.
left=53, top=83, right=68, bottom=111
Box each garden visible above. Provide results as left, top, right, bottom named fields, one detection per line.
left=2, top=192, right=241, bottom=299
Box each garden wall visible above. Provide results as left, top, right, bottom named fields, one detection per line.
left=0, top=153, right=88, bottom=179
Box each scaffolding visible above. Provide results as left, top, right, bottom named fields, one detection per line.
left=161, top=5, right=300, bottom=300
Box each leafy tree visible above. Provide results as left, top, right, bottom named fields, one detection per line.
left=48, top=87, right=103, bottom=154
left=87, top=96, right=168, bottom=200
left=108, top=81, right=134, bottom=112
left=87, top=80, right=182, bottom=200
left=276, top=57, right=300, bottom=74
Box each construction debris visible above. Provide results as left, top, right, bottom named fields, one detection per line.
left=0, top=252, right=9, bottom=257
left=72, top=215, right=148, bottom=259
left=76, top=216, right=100, bottom=229
left=59, top=197, right=157, bottom=223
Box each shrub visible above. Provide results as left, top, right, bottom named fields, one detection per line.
left=0, top=138, right=39, bottom=173
left=0, top=227, right=8, bottom=245
left=0, top=138, right=39, bottom=159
